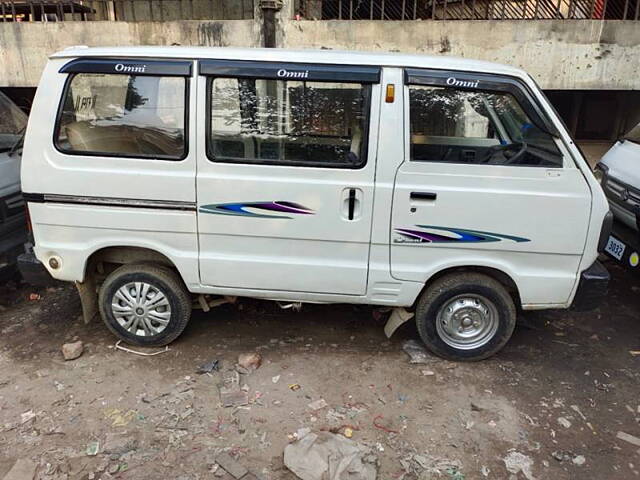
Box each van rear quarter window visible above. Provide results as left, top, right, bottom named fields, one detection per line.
left=208, top=77, right=371, bottom=168
left=409, top=85, right=562, bottom=167
left=55, top=73, right=187, bottom=160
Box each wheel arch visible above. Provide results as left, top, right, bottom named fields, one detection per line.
left=415, top=265, right=522, bottom=310
left=85, top=245, right=177, bottom=275
left=77, top=245, right=188, bottom=325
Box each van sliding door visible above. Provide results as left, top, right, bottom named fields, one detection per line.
left=196, top=60, right=381, bottom=295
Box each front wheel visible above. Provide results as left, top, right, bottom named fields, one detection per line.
left=98, top=264, right=192, bottom=347
left=415, top=272, right=516, bottom=361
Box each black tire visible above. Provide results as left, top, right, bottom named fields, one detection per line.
left=415, top=272, right=516, bottom=361
left=98, top=263, right=192, bottom=347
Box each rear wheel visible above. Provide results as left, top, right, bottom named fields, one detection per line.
left=415, top=272, right=516, bottom=361
left=98, top=264, right=191, bottom=347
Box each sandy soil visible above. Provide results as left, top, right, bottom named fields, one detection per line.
left=0, top=258, right=639, bottom=480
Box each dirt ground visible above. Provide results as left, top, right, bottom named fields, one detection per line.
left=0, top=257, right=639, bottom=480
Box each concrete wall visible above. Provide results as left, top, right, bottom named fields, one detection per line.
left=281, top=20, right=640, bottom=90
left=113, top=0, right=254, bottom=21
left=1, top=14, right=640, bottom=90
left=0, top=20, right=260, bottom=87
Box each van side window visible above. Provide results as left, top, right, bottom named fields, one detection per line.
left=55, top=74, right=187, bottom=160
left=409, top=86, right=562, bottom=167
left=208, top=78, right=370, bottom=168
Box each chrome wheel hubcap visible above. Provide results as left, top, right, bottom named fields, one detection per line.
left=112, top=282, right=171, bottom=337
left=436, top=294, right=498, bottom=350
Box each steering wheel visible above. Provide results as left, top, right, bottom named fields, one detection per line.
left=481, top=142, right=527, bottom=165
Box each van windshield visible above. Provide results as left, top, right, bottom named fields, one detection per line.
left=624, top=123, right=640, bottom=145
left=0, top=92, right=27, bottom=152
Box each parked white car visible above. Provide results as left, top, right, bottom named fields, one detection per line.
left=21, top=47, right=610, bottom=360
left=0, top=91, right=28, bottom=280
left=595, top=124, right=640, bottom=232
left=594, top=123, right=640, bottom=270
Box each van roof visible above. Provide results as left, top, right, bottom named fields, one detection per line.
left=51, top=46, right=527, bottom=78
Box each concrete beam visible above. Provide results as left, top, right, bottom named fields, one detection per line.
left=0, top=20, right=260, bottom=87
left=281, top=20, right=640, bottom=90
left=0, top=18, right=639, bottom=90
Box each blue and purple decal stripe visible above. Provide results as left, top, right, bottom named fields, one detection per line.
left=199, top=201, right=314, bottom=219
left=395, top=225, right=530, bottom=244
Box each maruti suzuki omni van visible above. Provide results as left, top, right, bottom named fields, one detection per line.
left=21, top=46, right=611, bottom=361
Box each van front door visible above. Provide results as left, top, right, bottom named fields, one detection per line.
left=391, top=70, right=591, bottom=305
left=196, top=61, right=380, bottom=295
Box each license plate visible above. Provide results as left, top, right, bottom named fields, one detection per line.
left=605, top=236, right=626, bottom=260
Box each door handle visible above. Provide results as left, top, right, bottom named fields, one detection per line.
left=342, top=187, right=362, bottom=221
left=348, top=188, right=356, bottom=220
left=410, top=192, right=437, bottom=201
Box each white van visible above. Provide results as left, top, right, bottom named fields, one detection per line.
left=21, top=46, right=611, bottom=360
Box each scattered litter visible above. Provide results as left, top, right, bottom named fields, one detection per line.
left=289, top=383, right=301, bottom=391
left=343, top=427, right=354, bottom=438
left=238, top=352, right=262, bottom=371
left=481, top=465, right=490, bottom=477
left=196, top=359, right=220, bottom=374
left=402, top=339, right=431, bottom=364
left=570, top=405, right=587, bottom=421
left=288, top=428, right=311, bottom=442
left=402, top=456, right=462, bottom=478
left=103, top=432, right=138, bottom=455
left=86, top=441, right=100, bottom=456
left=114, top=340, right=169, bottom=356
left=446, top=467, right=465, bottom=480
left=216, top=452, right=249, bottom=479
left=629, top=351, right=640, bottom=356
left=105, top=408, right=139, bottom=427
left=20, top=410, right=36, bottom=424
left=552, top=451, right=572, bottom=462
left=572, top=455, right=586, bottom=466
left=413, top=454, right=429, bottom=469
left=272, top=375, right=281, bottom=384
left=557, top=417, right=572, bottom=428
left=61, top=340, right=84, bottom=361
left=220, top=370, right=248, bottom=407
left=28, top=293, right=41, bottom=301
left=284, top=430, right=378, bottom=480
left=373, top=415, right=398, bottom=434
left=421, top=369, right=435, bottom=376
left=308, top=399, right=328, bottom=411
left=503, top=451, right=535, bottom=480
left=617, top=431, right=640, bottom=448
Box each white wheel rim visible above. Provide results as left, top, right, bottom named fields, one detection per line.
left=112, top=281, right=171, bottom=337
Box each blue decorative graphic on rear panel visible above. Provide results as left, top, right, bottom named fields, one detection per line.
left=394, top=226, right=530, bottom=244
left=199, top=201, right=314, bottom=219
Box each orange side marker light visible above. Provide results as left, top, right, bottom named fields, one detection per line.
left=385, top=84, right=395, bottom=103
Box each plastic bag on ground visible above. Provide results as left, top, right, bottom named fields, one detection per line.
left=284, top=430, right=377, bottom=480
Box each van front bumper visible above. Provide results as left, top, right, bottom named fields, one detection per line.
left=571, top=260, right=610, bottom=311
